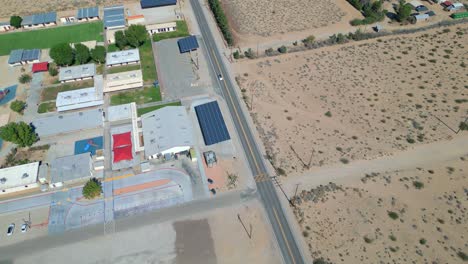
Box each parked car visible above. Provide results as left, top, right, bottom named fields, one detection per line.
left=416, top=5, right=429, bottom=11
left=426, top=10, right=436, bottom=16
left=21, top=223, right=28, bottom=233
left=7, top=223, right=15, bottom=236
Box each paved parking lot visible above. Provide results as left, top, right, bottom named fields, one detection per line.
left=0, top=207, right=49, bottom=247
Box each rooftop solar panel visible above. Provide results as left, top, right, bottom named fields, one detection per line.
left=140, top=0, right=177, bottom=9
left=195, top=101, right=230, bottom=146
left=177, top=36, right=199, bottom=53
left=21, top=49, right=40, bottom=61
left=8, top=49, right=24, bottom=64
left=104, top=5, right=125, bottom=28
left=77, top=7, right=99, bottom=19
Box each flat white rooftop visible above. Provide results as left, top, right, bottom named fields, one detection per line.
left=59, top=63, right=96, bottom=82
left=108, top=102, right=136, bottom=122
left=0, top=162, right=39, bottom=190
left=106, top=49, right=140, bottom=66
left=147, top=21, right=176, bottom=30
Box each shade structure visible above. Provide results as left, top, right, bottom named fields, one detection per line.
left=32, top=62, right=48, bottom=73
left=177, top=36, right=199, bottom=53
left=141, top=0, right=177, bottom=8
left=113, top=145, right=133, bottom=163
left=113, top=132, right=132, bottom=148
left=195, top=101, right=230, bottom=145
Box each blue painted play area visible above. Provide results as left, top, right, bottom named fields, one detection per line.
left=0, top=85, right=18, bottom=106
left=74, top=136, right=103, bottom=155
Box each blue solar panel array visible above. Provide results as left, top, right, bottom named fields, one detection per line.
left=104, top=5, right=125, bottom=29
left=141, top=0, right=177, bottom=8
left=77, top=6, right=99, bottom=19
left=21, top=12, right=56, bottom=26
left=195, top=101, right=231, bottom=146
left=8, top=49, right=40, bottom=64
left=177, top=36, right=199, bottom=53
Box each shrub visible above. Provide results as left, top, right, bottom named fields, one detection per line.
left=233, top=50, right=240, bottom=59
left=389, top=234, right=397, bottom=241
left=10, top=16, right=22, bottom=28
left=48, top=66, right=58, bottom=76
left=10, top=100, right=26, bottom=114
left=419, top=238, right=426, bottom=245
left=313, top=258, right=328, bottom=264
left=324, top=111, right=332, bottom=117
left=82, top=178, right=102, bottom=199
left=388, top=211, right=399, bottom=220
left=265, top=48, right=274, bottom=56
left=278, top=45, right=287, bottom=53
left=413, top=181, right=424, bottom=189
left=457, top=251, right=468, bottom=261
left=363, top=236, right=373, bottom=243
left=459, top=121, right=468, bottom=131
left=244, top=48, right=255, bottom=59
left=302, top=35, right=315, bottom=47
left=18, top=74, right=31, bottom=84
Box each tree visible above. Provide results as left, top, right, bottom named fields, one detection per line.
left=82, top=178, right=102, bottom=199
left=10, top=16, right=22, bottom=28
left=115, top=30, right=127, bottom=50
left=0, top=122, right=38, bottom=147
left=50, top=43, right=74, bottom=66
left=396, top=0, right=412, bottom=22
left=278, top=45, right=287, bottom=53
left=10, top=100, right=26, bottom=114
left=125, top=25, right=147, bottom=47
left=18, top=74, right=32, bottom=84
left=74, top=43, right=90, bottom=65
left=233, top=50, right=240, bottom=59
left=91, top=46, right=106, bottom=64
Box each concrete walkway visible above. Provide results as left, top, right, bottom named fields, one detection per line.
left=283, top=134, right=468, bottom=195
left=23, top=72, right=44, bottom=123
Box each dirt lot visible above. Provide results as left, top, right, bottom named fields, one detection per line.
left=293, top=154, right=468, bottom=263
left=221, top=0, right=362, bottom=46
left=234, top=24, right=468, bottom=176
left=0, top=0, right=138, bottom=18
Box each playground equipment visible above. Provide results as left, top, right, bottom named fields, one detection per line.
left=0, top=88, right=10, bottom=101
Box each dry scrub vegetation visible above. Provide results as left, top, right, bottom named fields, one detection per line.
left=293, top=155, right=468, bottom=263
left=234, top=25, right=468, bottom=176
left=0, top=0, right=138, bottom=18
left=221, top=0, right=347, bottom=37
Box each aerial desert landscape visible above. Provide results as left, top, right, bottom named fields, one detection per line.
left=292, top=154, right=468, bottom=263
left=221, top=0, right=362, bottom=45
left=234, top=24, right=468, bottom=176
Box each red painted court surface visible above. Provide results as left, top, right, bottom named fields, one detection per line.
left=113, top=179, right=172, bottom=196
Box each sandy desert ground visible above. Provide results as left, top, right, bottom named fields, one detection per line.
left=221, top=0, right=362, bottom=46
left=0, top=0, right=138, bottom=18
left=292, top=154, right=468, bottom=263
left=234, top=24, right=468, bottom=176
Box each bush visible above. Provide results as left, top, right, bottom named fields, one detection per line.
left=457, top=251, right=468, bottom=261
left=10, top=100, right=26, bottom=113
left=207, top=0, right=234, bottom=45
left=388, top=211, right=399, bottom=220
left=325, top=111, right=332, bottom=117
left=265, top=48, right=274, bottom=56
left=48, top=66, right=58, bottom=76
left=244, top=48, right=255, bottom=59
left=313, top=258, right=328, bottom=264
left=413, top=181, right=424, bottom=189
left=18, top=74, right=31, bottom=84
left=278, top=45, right=287, bottom=53
left=82, top=178, right=102, bottom=199
left=459, top=121, right=468, bottom=131
left=419, top=238, right=427, bottom=245
left=233, top=50, right=240, bottom=59
left=302, top=35, right=315, bottom=47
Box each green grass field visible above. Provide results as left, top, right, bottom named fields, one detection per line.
left=152, top=20, right=190, bottom=42
left=0, top=22, right=104, bottom=56
left=139, top=40, right=157, bottom=83
left=107, top=64, right=141, bottom=74
left=110, top=86, right=161, bottom=106
left=137, top=101, right=182, bottom=117
left=37, top=102, right=56, bottom=113
left=41, top=79, right=94, bottom=102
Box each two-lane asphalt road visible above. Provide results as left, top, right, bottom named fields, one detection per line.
left=189, top=1, right=305, bottom=263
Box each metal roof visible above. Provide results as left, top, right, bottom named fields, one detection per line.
left=77, top=6, right=99, bottom=19
left=0, top=162, right=39, bottom=190
left=50, top=153, right=93, bottom=184
left=104, top=5, right=125, bottom=29
left=32, top=108, right=103, bottom=137
left=8, top=49, right=24, bottom=64
left=0, top=21, right=10, bottom=26
left=141, top=106, right=193, bottom=156
left=178, top=36, right=199, bottom=53
left=195, top=101, right=230, bottom=145
left=21, top=12, right=56, bottom=26
left=106, top=49, right=140, bottom=66
left=59, top=63, right=96, bottom=81
left=108, top=103, right=136, bottom=122
left=56, top=87, right=103, bottom=112
left=141, top=0, right=177, bottom=9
